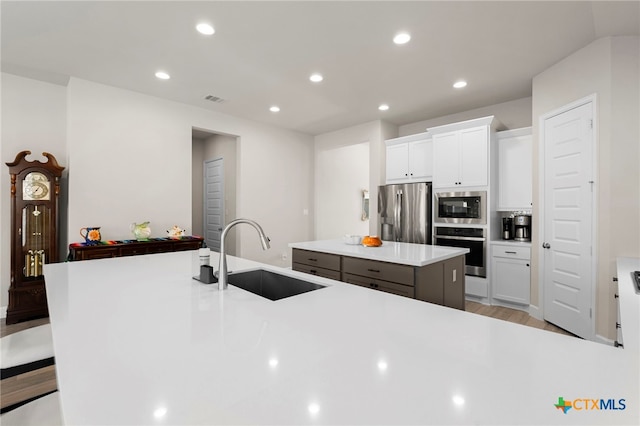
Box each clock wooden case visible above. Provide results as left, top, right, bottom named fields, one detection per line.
left=6, top=151, right=64, bottom=324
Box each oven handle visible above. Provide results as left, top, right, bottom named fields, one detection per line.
left=435, top=235, right=486, bottom=242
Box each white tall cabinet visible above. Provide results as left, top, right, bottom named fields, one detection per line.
left=385, top=132, right=432, bottom=184
left=428, top=116, right=495, bottom=302
left=496, top=127, right=533, bottom=211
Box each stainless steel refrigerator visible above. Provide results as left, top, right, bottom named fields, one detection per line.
left=378, top=182, right=432, bottom=244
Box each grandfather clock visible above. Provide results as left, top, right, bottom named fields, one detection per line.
left=6, top=151, right=64, bottom=324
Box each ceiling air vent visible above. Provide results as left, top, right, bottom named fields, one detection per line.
left=204, top=95, right=226, bottom=104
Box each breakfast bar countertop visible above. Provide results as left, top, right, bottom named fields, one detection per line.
left=44, top=251, right=638, bottom=425
left=289, top=239, right=469, bottom=266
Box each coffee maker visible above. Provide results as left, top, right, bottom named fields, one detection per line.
left=502, top=217, right=513, bottom=240
left=513, top=215, right=531, bottom=242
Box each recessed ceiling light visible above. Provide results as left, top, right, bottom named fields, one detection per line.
left=155, top=71, right=170, bottom=80
left=309, top=73, right=323, bottom=83
left=269, top=106, right=280, bottom=112
left=393, top=32, right=411, bottom=45
left=196, top=23, right=215, bottom=35
left=453, top=80, right=467, bottom=89
left=378, top=104, right=390, bottom=111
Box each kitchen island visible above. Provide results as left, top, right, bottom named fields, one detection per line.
left=44, top=251, right=638, bottom=425
left=290, top=239, right=469, bottom=309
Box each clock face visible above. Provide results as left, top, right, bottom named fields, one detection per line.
left=23, top=172, right=51, bottom=201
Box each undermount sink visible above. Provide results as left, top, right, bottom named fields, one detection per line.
left=228, top=269, right=326, bottom=301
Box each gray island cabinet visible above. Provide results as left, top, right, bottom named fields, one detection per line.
left=290, top=240, right=469, bottom=310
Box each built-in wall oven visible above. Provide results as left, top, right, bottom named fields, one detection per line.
left=434, top=191, right=487, bottom=225
left=434, top=227, right=487, bottom=278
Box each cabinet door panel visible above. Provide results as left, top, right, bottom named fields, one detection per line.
left=498, top=134, right=532, bottom=210
left=433, top=132, right=459, bottom=188
left=459, top=126, right=488, bottom=187
left=386, top=143, right=410, bottom=183
left=408, top=139, right=432, bottom=181
left=492, top=257, right=530, bottom=305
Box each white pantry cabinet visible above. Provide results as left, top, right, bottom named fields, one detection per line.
left=429, top=116, right=493, bottom=189
left=491, top=243, right=531, bottom=305
left=497, top=128, right=532, bottom=211
left=385, top=132, right=432, bottom=184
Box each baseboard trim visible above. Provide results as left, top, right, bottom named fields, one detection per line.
left=1, top=305, right=6, bottom=319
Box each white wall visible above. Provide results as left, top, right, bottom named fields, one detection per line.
left=314, top=120, right=397, bottom=239
left=532, top=36, right=640, bottom=340
left=399, top=97, right=532, bottom=136
left=315, top=142, right=370, bottom=239
left=0, top=73, right=68, bottom=309
left=66, top=78, right=314, bottom=268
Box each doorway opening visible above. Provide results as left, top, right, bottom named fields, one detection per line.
left=192, top=128, right=238, bottom=255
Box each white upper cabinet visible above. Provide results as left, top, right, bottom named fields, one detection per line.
left=429, top=116, right=493, bottom=189
left=496, top=127, right=532, bottom=211
left=385, top=133, right=432, bottom=184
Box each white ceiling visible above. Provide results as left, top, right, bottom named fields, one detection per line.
left=2, top=1, right=638, bottom=136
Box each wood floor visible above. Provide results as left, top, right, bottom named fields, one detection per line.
left=0, top=303, right=575, bottom=411
left=1, top=317, right=58, bottom=412
left=465, top=301, right=575, bottom=336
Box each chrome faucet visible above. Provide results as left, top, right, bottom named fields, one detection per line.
left=217, top=218, right=270, bottom=290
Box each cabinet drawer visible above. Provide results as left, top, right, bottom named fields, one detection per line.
left=292, top=249, right=341, bottom=271
left=172, top=241, right=203, bottom=252
left=342, top=257, right=414, bottom=286
left=119, top=246, right=150, bottom=257
left=491, top=245, right=530, bottom=260
left=293, top=262, right=341, bottom=281
left=343, top=273, right=414, bottom=298
left=75, top=247, right=119, bottom=260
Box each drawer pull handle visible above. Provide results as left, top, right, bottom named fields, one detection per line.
left=308, top=258, right=318, bottom=262
left=505, top=251, right=517, bottom=254
left=367, top=268, right=380, bottom=273
left=309, top=269, right=317, bottom=274
left=370, top=283, right=378, bottom=288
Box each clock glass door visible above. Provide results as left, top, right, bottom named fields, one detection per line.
left=22, top=204, right=51, bottom=278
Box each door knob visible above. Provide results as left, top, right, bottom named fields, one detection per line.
left=542, top=242, right=551, bottom=249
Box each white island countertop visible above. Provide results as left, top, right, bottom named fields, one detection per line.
left=289, top=239, right=469, bottom=266
left=44, top=251, right=638, bottom=425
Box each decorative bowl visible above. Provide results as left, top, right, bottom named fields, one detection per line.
left=362, top=236, right=382, bottom=247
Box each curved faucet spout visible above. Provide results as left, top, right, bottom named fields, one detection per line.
left=217, top=219, right=270, bottom=290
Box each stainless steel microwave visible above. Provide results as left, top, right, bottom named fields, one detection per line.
left=434, top=191, right=487, bottom=225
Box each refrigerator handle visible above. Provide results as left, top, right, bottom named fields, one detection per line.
left=395, top=190, right=403, bottom=242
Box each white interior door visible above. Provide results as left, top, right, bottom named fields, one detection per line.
left=542, top=101, right=594, bottom=339
left=204, top=158, right=224, bottom=252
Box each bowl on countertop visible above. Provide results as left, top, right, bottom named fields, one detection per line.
left=344, top=235, right=362, bottom=245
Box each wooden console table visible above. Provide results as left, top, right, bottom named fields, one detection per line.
left=68, top=236, right=204, bottom=261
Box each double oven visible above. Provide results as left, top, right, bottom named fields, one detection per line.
left=434, top=191, right=487, bottom=278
